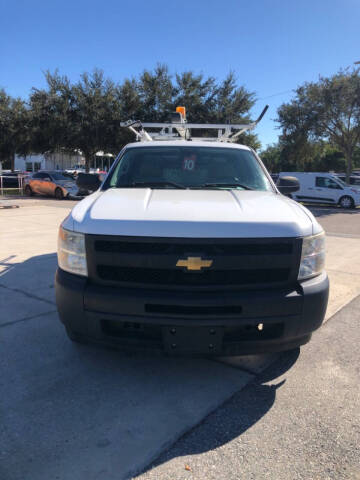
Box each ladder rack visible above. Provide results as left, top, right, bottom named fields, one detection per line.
left=120, top=105, right=269, bottom=143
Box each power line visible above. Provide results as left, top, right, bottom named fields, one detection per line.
left=258, top=89, right=293, bottom=100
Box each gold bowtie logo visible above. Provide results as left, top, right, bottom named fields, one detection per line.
left=176, top=256, right=213, bottom=271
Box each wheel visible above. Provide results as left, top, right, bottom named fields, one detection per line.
left=24, top=185, right=33, bottom=196
left=55, top=187, right=64, bottom=200
left=65, top=325, right=87, bottom=344
left=339, top=195, right=354, bottom=209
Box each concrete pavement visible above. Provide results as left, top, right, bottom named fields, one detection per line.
left=310, top=207, right=360, bottom=319
left=0, top=199, right=255, bottom=480
left=135, top=294, right=360, bottom=480
left=0, top=198, right=359, bottom=479
left=0, top=312, right=253, bottom=480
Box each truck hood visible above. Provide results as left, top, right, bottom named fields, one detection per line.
left=66, top=188, right=318, bottom=238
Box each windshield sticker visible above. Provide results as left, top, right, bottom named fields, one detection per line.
left=183, top=154, right=196, bottom=171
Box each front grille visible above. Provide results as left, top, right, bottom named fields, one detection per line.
left=86, top=235, right=301, bottom=290
left=94, top=240, right=293, bottom=255
left=97, top=265, right=290, bottom=285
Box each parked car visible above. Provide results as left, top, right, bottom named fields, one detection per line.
left=0, top=171, right=24, bottom=188
left=278, top=172, right=360, bottom=209
left=65, top=165, right=85, bottom=176
left=24, top=171, right=79, bottom=199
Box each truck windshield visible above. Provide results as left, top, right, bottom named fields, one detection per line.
left=105, top=146, right=273, bottom=191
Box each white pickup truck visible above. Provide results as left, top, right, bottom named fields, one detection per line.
left=55, top=110, right=329, bottom=355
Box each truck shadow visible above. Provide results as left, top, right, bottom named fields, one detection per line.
left=0, top=253, right=300, bottom=480
left=138, top=349, right=299, bottom=477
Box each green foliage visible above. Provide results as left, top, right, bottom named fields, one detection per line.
left=277, top=68, right=360, bottom=181
left=29, top=69, right=124, bottom=171
left=118, top=68, right=259, bottom=148
left=1, top=65, right=261, bottom=171
left=0, top=89, right=29, bottom=170
left=260, top=140, right=348, bottom=173
left=259, top=143, right=282, bottom=172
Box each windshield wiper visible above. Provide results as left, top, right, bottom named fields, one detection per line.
left=127, top=181, right=187, bottom=189
left=200, top=182, right=254, bottom=190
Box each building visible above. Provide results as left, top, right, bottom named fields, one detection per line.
left=14, top=151, right=114, bottom=172
left=14, top=152, right=84, bottom=172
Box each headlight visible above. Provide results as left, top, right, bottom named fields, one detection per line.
left=58, top=227, right=87, bottom=276
left=298, top=232, right=325, bottom=280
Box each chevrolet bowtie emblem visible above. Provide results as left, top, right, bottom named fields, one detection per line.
left=176, top=256, right=213, bottom=271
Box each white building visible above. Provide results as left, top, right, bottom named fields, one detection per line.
left=15, top=151, right=114, bottom=172
left=15, top=152, right=85, bottom=172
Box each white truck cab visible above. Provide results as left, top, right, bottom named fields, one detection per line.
left=279, top=171, right=360, bottom=209
left=55, top=108, right=329, bottom=355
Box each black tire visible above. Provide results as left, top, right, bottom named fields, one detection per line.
left=24, top=184, right=33, bottom=196
left=339, top=195, right=354, bottom=209
left=65, top=325, right=87, bottom=344
left=55, top=187, right=64, bottom=200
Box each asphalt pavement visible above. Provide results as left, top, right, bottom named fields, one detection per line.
left=135, top=294, right=360, bottom=480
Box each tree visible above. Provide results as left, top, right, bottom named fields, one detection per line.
left=277, top=69, right=360, bottom=182
left=173, top=71, right=260, bottom=149
left=137, top=64, right=174, bottom=122
left=117, top=68, right=261, bottom=150
left=29, top=66, right=262, bottom=169
left=260, top=143, right=282, bottom=172
left=0, top=89, right=29, bottom=170
left=30, top=70, right=124, bottom=172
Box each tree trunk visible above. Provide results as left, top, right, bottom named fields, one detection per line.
left=84, top=154, right=91, bottom=173
left=11, top=152, right=15, bottom=172
left=345, top=150, right=352, bottom=184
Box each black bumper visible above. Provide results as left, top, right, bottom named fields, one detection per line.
left=55, top=268, right=329, bottom=355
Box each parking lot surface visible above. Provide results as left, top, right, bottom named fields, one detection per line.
left=136, top=295, right=360, bottom=480
left=1, top=198, right=359, bottom=479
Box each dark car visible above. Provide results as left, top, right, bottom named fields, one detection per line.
left=0, top=171, right=23, bottom=188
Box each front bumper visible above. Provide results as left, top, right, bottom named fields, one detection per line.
left=55, top=268, right=329, bottom=355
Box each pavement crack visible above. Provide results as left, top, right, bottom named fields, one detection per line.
left=0, top=283, right=55, bottom=306
left=0, top=309, right=57, bottom=328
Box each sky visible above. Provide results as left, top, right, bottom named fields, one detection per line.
left=1, top=0, right=359, bottom=149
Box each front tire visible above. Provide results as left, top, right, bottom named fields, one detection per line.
left=65, top=325, right=87, bottom=344
left=24, top=185, right=33, bottom=196
left=55, top=187, right=64, bottom=200
left=339, top=195, right=354, bottom=209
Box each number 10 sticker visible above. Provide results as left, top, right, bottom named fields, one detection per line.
left=183, top=154, right=196, bottom=171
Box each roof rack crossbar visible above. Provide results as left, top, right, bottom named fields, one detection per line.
left=120, top=105, right=268, bottom=143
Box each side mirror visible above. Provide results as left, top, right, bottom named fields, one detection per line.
left=76, top=173, right=101, bottom=191
left=277, top=176, right=300, bottom=194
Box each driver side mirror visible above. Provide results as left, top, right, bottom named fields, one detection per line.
left=277, top=176, right=300, bottom=194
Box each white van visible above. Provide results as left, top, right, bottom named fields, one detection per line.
left=279, top=172, right=360, bottom=209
